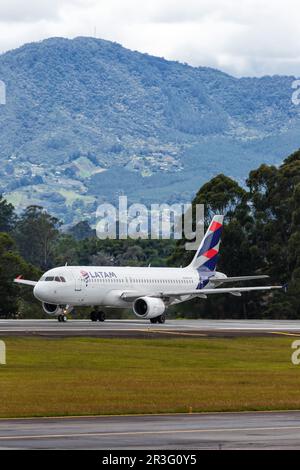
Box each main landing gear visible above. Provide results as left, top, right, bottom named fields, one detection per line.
left=90, top=310, right=106, bottom=322
left=58, top=314, right=67, bottom=322
left=150, top=314, right=166, bottom=324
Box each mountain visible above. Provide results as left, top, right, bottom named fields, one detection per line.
left=0, top=37, right=299, bottom=224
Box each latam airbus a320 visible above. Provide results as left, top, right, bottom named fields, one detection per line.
left=14, top=215, right=282, bottom=323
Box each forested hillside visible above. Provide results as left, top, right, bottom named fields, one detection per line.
left=0, top=37, right=299, bottom=223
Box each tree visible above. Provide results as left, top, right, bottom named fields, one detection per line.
left=168, top=174, right=249, bottom=268
left=52, top=234, right=80, bottom=266
left=0, top=232, right=40, bottom=317
left=0, top=195, right=16, bottom=232
left=68, top=220, right=95, bottom=240
left=14, top=205, right=61, bottom=269
left=167, top=156, right=300, bottom=318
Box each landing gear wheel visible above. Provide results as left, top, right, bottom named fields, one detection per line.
left=98, top=311, right=106, bottom=322
left=90, top=311, right=98, bottom=322
left=150, top=318, right=158, bottom=324
left=58, top=314, right=67, bottom=323
left=157, top=314, right=166, bottom=324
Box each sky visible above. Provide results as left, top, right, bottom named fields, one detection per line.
left=0, top=0, right=299, bottom=77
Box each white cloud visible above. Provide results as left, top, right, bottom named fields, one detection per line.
left=0, top=0, right=299, bottom=77
left=0, top=0, right=86, bottom=22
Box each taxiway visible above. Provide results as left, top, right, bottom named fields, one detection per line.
left=0, top=411, right=300, bottom=449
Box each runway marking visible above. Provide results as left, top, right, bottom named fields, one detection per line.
left=0, top=328, right=161, bottom=333
left=141, top=329, right=207, bottom=337
left=0, top=327, right=205, bottom=336
left=271, top=332, right=300, bottom=337
left=0, top=325, right=300, bottom=335
left=2, top=328, right=300, bottom=333
left=1, top=409, right=300, bottom=422
left=1, top=425, right=300, bottom=441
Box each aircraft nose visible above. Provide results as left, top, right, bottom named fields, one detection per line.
left=33, top=282, right=46, bottom=301
left=33, top=282, right=40, bottom=299
left=33, top=281, right=59, bottom=303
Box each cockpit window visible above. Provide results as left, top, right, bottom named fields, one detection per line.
left=40, top=275, right=66, bottom=282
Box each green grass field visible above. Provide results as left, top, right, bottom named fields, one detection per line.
left=0, top=336, right=299, bottom=418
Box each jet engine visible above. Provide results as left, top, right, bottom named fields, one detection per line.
left=42, top=302, right=64, bottom=316
left=133, top=297, right=165, bottom=319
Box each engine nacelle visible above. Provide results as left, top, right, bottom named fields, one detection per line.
left=42, top=302, right=63, bottom=316
left=133, top=297, right=165, bottom=319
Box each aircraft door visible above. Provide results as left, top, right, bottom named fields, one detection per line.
left=75, top=276, right=82, bottom=291
left=75, top=270, right=90, bottom=292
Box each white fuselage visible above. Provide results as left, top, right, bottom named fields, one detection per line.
left=33, top=266, right=225, bottom=308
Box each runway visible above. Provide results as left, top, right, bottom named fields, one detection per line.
left=0, top=319, right=300, bottom=338
left=0, top=411, right=300, bottom=449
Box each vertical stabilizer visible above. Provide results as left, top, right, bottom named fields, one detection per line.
left=188, top=215, right=224, bottom=271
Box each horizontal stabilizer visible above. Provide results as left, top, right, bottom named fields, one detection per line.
left=14, top=277, right=37, bottom=287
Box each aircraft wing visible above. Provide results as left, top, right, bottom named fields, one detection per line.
left=14, top=276, right=37, bottom=287
left=209, top=275, right=269, bottom=283
left=121, top=285, right=282, bottom=302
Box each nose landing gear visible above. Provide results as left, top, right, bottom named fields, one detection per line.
left=57, top=305, right=73, bottom=322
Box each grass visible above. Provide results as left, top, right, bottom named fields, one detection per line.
left=5, top=188, right=40, bottom=207
left=74, top=156, right=106, bottom=179
left=58, top=188, right=95, bottom=207
left=0, top=336, right=299, bottom=418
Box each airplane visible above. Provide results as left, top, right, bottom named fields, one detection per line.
left=14, top=215, right=282, bottom=323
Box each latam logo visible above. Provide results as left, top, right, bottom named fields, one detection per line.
left=80, top=270, right=90, bottom=281
left=80, top=270, right=117, bottom=280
